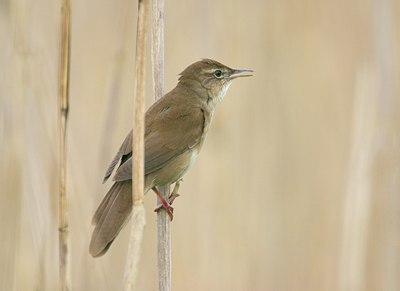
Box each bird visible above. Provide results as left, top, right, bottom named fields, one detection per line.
left=89, top=59, right=253, bottom=257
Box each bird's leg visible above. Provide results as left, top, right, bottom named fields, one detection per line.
left=169, top=179, right=182, bottom=203
left=153, top=187, right=174, bottom=220
left=153, top=180, right=182, bottom=220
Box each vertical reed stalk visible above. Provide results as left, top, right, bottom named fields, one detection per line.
left=122, top=0, right=148, bottom=290
left=339, top=66, right=376, bottom=291
left=151, top=1, right=171, bottom=290
left=58, top=0, right=71, bottom=290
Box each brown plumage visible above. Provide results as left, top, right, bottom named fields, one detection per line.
left=90, top=59, right=252, bottom=257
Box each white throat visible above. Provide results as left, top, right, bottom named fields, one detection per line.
left=215, top=82, right=232, bottom=103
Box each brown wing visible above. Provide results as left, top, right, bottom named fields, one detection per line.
left=144, top=107, right=205, bottom=174
left=102, top=130, right=133, bottom=183
left=113, top=106, right=205, bottom=182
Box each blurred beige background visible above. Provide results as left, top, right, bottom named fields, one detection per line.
left=1, top=0, right=400, bottom=290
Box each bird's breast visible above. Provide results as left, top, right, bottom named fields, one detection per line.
left=147, top=147, right=200, bottom=188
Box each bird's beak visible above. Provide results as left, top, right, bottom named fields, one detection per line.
left=229, top=69, right=254, bottom=79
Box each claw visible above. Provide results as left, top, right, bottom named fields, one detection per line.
left=154, top=193, right=181, bottom=216
left=152, top=187, right=181, bottom=221
left=152, top=180, right=182, bottom=221
left=154, top=204, right=174, bottom=221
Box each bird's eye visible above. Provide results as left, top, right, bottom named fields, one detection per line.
left=213, top=70, right=223, bottom=78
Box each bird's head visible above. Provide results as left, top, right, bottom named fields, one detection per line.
left=178, top=59, right=253, bottom=105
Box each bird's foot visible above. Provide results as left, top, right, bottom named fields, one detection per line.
left=154, top=193, right=180, bottom=220
left=152, top=180, right=182, bottom=221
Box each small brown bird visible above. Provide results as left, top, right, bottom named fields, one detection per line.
left=90, top=59, right=252, bottom=257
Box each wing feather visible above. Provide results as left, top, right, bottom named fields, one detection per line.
left=103, top=130, right=133, bottom=183
left=113, top=106, right=204, bottom=182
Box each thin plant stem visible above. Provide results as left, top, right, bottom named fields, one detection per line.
left=122, top=0, right=149, bottom=290
left=58, top=0, right=71, bottom=290
left=150, top=1, right=171, bottom=290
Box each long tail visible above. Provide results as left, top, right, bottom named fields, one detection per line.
left=89, top=180, right=132, bottom=257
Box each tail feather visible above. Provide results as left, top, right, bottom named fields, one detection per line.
left=90, top=181, right=133, bottom=257
left=91, top=184, right=115, bottom=225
